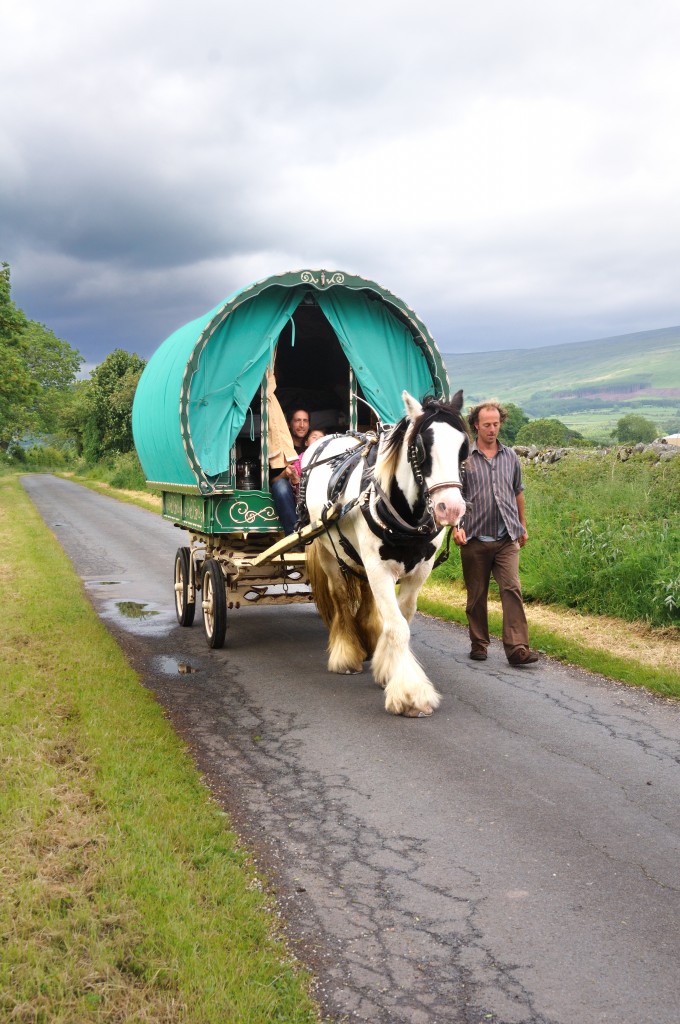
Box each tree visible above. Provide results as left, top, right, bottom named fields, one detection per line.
left=499, top=403, right=530, bottom=445
left=0, top=263, right=34, bottom=452
left=515, top=417, right=574, bottom=448
left=611, top=414, right=658, bottom=445
left=55, top=380, right=91, bottom=456
left=22, top=320, right=83, bottom=435
left=83, top=349, right=146, bottom=463
left=0, top=262, right=84, bottom=454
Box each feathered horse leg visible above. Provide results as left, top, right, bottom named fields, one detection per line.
left=397, top=560, right=435, bottom=624
left=365, top=556, right=441, bottom=717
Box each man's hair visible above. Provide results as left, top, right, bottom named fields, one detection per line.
left=288, top=408, right=310, bottom=421
left=467, top=400, right=508, bottom=431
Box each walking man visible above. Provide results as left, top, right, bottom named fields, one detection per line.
left=453, top=400, right=539, bottom=666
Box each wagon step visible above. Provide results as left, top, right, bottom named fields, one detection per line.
left=248, top=506, right=341, bottom=566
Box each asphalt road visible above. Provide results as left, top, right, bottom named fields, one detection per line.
left=23, top=475, right=680, bottom=1024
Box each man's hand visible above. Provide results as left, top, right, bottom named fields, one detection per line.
left=453, top=526, right=467, bottom=546
left=518, top=527, right=528, bottom=547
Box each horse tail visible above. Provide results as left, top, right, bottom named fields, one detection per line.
left=356, top=579, right=382, bottom=659
left=307, top=539, right=364, bottom=626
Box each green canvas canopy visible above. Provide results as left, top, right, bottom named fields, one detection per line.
left=132, top=269, right=449, bottom=492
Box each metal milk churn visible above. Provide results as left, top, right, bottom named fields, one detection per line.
left=236, top=458, right=259, bottom=490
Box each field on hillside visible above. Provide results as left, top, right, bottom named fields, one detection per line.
left=443, top=326, right=680, bottom=440
left=558, top=404, right=680, bottom=440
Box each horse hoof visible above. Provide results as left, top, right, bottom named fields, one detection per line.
left=403, top=706, right=433, bottom=718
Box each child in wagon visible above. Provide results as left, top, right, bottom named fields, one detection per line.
left=291, top=428, right=326, bottom=496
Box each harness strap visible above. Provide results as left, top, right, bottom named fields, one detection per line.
left=432, top=526, right=453, bottom=570
left=370, top=478, right=439, bottom=539
left=321, top=502, right=367, bottom=580
left=428, top=480, right=463, bottom=493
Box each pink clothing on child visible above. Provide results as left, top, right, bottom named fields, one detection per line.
left=292, top=432, right=326, bottom=495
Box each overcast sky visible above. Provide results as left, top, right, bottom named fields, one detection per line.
left=2, top=0, right=679, bottom=367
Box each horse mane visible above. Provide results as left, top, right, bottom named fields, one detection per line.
left=374, top=392, right=469, bottom=490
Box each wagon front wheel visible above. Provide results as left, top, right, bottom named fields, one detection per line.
left=174, top=547, right=196, bottom=627
left=201, top=559, right=227, bottom=649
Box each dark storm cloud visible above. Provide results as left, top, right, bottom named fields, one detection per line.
left=2, top=0, right=680, bottom=364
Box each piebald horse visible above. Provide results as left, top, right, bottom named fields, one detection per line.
left=300, top=390, right=469, bottom=717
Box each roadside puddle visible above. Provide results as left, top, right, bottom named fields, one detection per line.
left=154, top=655, right=199, bottom=675
left=116, top=601, right=159, bottom=620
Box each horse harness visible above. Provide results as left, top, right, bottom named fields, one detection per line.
left=296, top=423, right=458, bottom=579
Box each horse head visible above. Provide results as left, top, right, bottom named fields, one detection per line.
left=400, top=390, right=469, bottom=527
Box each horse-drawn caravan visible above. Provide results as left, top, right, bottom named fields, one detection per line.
left=132, top=269, right=469, bottom=716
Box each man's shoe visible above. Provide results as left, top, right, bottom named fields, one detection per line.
left=469, top=649, right=487, bottom=661
left=508, top=647, right=539, bottom=666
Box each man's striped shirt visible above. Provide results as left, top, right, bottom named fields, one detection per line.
left=461, top=441, right=525, bottom=542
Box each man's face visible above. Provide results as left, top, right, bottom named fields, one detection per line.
left=476, top=407, right=501, bottom=444
left=290, top=410, right=310, bottom=441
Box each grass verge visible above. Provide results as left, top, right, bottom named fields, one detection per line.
left=0, top=476, right=320, bottom=1024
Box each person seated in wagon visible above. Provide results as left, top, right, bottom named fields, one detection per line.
left=265, top=365, right=310, bottom=534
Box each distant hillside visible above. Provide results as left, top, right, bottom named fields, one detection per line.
left=442, top=326, right=680, bottom=440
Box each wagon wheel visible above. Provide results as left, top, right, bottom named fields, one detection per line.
left=174, top=547, right=196, bottom=627
left=201, top=559, right=227, bottom=649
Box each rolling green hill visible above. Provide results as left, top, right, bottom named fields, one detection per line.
left=443, top=326, right=680, bottom=441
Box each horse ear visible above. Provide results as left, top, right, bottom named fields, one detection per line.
left=401, top=390, right=423, bottom=422
left=451, top=389, right=464, bottom=413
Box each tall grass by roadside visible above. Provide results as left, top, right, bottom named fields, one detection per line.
left=75, top=450, right=150, bottom=491
left=435, top=451, right=680, bottom=629
left=0, top=477, right=321, bottom=1024
left=3, top=447, right=151, bottom=492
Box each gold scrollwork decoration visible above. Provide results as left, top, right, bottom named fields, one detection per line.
left=229, top=502, right=278, bottom=526
left=300, top=271, right=345, bottom=287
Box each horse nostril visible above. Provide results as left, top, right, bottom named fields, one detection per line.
left=436, top=502, right=447, bottom=514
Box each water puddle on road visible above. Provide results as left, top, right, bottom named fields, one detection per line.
left=116, top=601, right=159, bottom=620
left=154, top=655, right=199, bottom=675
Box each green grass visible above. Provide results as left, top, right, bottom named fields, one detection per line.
left=559, top=405, right=680, bottom=441
left=0, top=476, right=321, bottom=1024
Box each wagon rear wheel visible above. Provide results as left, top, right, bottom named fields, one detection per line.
left=174, top=547, right=196, bottom=626
left=201, top=559, right=227, bottom=649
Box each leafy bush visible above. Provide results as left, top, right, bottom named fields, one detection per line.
left=611, top=413, right=658, bottom=444
left=498, top=403, right=529, bottom=445
left=515, top=417, right=578, bottom=447
left=78, top=450, right=148, bottom=491
left=6, top=442, right=77, bottom=470
left=107, top=451, right=148, bottom=490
